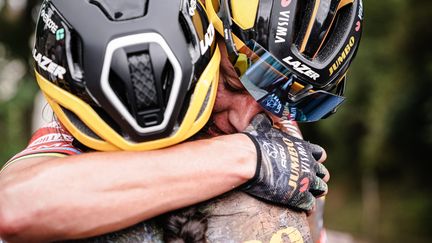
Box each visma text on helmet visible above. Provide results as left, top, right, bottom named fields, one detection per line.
left=33, top=48, right=67, bottom=80
left=200, top=23, right=215, bottom=55
left=40, top=8, right=58, bottom=34
left=329, top=36, right=355, bottom=76
left=282, top=56, right=320, bottom=80
left=275, top=11, right=291, bottom=43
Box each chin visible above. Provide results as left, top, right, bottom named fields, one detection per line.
left=207, top=123, right=228, bottom=137
left=197, top=119, right=226, bottom=138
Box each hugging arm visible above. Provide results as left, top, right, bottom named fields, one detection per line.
left=0, top=116, right=329, bottom=242
left=0, top=134, right=256, bottom=242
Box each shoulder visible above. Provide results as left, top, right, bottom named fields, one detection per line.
left=1, top=120, right=82, bottom=173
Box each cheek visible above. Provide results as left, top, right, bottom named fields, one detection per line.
left=212, top=111, right=234, bottom=134
left=212, top=79, right=231, bottom=113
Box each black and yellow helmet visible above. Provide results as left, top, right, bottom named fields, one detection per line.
left=33, top=0, right=220, bottom=151
left=205, top=0, right=363, bottom=122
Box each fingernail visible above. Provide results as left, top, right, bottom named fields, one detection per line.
left=311, top=144, right=323, bottom=160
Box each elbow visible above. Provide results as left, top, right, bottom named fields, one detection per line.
left=0, top=196, right=21, bottom=241
left=0, top=185, right=35, bottom=242
left=0, top=217, right=20, bottom=242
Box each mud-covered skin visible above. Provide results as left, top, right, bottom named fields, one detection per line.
left=65, top=191, right=311, bottom=243
left=242, top=114, right=328, bottom=211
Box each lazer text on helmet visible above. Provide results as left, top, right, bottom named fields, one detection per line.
left=33, top=49, right=66, bottom=79
left=282, top=56, right=320, bottom=80
left=200, top=23, right=215, bottom=55
left=329, top=36, right=355, bottom=76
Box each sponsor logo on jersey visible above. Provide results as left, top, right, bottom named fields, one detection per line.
left=40, top=8, right=59, bottom=34
left=329, top=36, right=355, bottom=76
left=30, top=133, right=74, bottom=147
left=33, top=48, right=67, bottom=79
left=275, top=11, right=291, bottom=44
left=200, top=23, right=215, bottom=55
left=5, top=122, right=82, bottom=164
left=282, top=56, right=320, bottom=80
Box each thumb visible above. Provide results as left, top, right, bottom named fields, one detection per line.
left=244, top=113, right=273, bottom=133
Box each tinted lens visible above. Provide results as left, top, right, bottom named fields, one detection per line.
left=285, top=91, right=345, bottom=122
left=239, top=40, right=345, bottom=122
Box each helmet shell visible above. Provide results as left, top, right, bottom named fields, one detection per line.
left=207, top=0, right=364, bottom=90
left=34, top=0, right=220, bottom=150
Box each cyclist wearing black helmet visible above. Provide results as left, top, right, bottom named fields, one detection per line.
left=0, top=0, right=362, bottom=242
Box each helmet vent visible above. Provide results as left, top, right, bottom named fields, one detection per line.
left=179, top=10, right=202, bottom=64
left=179, top=13, right=194, bottom=45
left=316, top=4, right=352, bottom=62
left=108, top=70, right=130, bottom=112
left=68, top=31, right=85, bottom=83
left=90, top=0, right=149, bottom=21
left=128, top=53, right=158, bottom=110
left=62, top=107, right=103, bottom=140
left=128, top=52, right=166, bottom=127
left=293, top=0, right=312, bottom=50
left=161, top=60, right=175, bottom=105
left=114, top=12, right=123, bottom=19
left=195, top=82, right=212, bottom=122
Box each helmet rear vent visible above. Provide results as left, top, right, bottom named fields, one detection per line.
left=128, top=52, right=166, bottom=127
left=316, top=4, right=352, bottom=62
left=293, top=0, right=312, bottom=50
left=128, top=53, right=159, bottom=110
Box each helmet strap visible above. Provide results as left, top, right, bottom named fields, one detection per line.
left=233, top=53, right=248, bottom=77
left=218, top=0, right=239, bottom=64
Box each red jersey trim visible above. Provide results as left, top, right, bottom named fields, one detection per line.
left=5, top=121, right=82, bottom=165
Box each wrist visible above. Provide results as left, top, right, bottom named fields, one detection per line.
left=215, top=133, right=258, bottom=182
left=241, top=132, right=261, bottom=183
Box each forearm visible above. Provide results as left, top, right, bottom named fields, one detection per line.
left=0, top=134, right=256, bottom=242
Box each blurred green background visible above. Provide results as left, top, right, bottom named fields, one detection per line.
left=0, top=0, right=431, bottom=242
